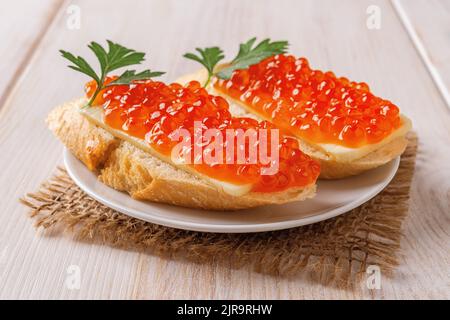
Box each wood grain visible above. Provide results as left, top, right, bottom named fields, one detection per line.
left=0, top=0, right=448, bottom=299
left=0, top=0, right=63, bottom=108
left=395, top=0, right=450, bottom=108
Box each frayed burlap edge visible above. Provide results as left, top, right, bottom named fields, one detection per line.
left=21, top=133, right=417, bottom=288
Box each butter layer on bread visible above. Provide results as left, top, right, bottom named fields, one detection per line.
left=177, top=68, right=412, bottom=173
left=215, top=92, right=412, bottom=163
left=81, top=106, right=319, bottom=197
left=82, top=106, right=253, bottom=197
left=47, top=99, right=316, bottom=209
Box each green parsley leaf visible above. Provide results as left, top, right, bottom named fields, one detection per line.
left=216, top=38, right=289, bottom=79
left=183, top=47, right=224, bottom=87
left=108, top=70, right=166, bottom=86
left=60, top=40, right=165, bottom=107
left=60, top=50, right=100, bottom=83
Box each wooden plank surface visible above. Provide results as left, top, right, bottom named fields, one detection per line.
left=394, top=0, right=450, bottom=108
left=0, top=0, right=63, bottom=108
left=0, top=0, right=449, bottom=299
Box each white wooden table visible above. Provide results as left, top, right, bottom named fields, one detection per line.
left=0, top=0, right=449, bottom=299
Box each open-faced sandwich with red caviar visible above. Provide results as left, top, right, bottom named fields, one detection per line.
left=178, top=38, right=412, bottom=179
left=47, top=41, right=320, bottom=210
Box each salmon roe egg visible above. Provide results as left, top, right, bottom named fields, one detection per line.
left=85, top=78, right=320, bottom=192
left=213, top=54, right=402, bottom=148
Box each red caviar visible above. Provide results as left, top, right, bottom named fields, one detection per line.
left=214, top=54, right=401, bottom=148
left=85, top=79, right=320, bottom=192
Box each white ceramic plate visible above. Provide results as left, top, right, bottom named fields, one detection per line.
left=64, top=148, right=399, bottom=233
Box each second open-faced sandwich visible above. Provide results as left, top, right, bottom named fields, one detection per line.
left=48, top=41, right=320, bottom=210
left=179, top=38, right=412, bottom=178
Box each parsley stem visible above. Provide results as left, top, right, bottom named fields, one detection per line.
left=204, top=73, right=212, bottom=87
left=85, top=85, right=102, bottom=108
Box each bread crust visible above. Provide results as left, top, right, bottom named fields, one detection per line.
left=47, top=99, right=316, bottom=210
left=177, top=69, right=410, bottom=179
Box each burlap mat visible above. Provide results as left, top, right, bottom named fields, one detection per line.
left=21, top=134, right=417, bottom=287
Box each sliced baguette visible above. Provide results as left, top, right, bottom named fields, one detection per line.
left=177, top=69, right=411, bottom=179
left=47, top=99, right=316, bottom=210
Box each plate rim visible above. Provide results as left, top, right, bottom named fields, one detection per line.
left=63, top=148, right=400, bottom=233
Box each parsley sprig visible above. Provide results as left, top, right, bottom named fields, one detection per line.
left=183, top=37, right=289, bottom=87
left=60, top=40, right=165, bottom=107
left=183, top=47, right=224, bottom=87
